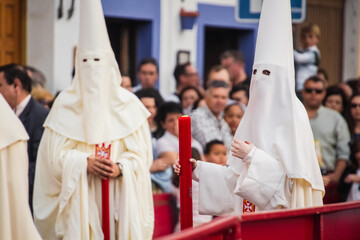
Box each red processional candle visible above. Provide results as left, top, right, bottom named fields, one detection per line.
left=96, top=143, right=111, bottom=240
left=178, top=115, right=193, bottom=230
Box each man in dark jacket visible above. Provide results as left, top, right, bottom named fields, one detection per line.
left=0, top=64, right=48, bottom=212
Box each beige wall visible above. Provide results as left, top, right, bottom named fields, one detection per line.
left=343, top=0, right=360, bottom=81
left=295, top=0, right=344, bottom=85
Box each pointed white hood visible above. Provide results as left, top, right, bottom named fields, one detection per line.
left=228, top=0, right=324, bottom=192
left=45, top=0, right=150, bottom=144
left=0, top=94, right=28, bottom=150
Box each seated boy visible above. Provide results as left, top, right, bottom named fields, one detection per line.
left=154, top=102, right=203, bottom=193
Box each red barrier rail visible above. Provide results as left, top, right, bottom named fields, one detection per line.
left=156, top=215, right=241, bottom=240
left=155, top=200, right=360, bottom=240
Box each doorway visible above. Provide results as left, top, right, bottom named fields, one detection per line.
left=0, top=0, right=25, bottom=65
left=106, top=18, right=152, bottom=86
left=204, top=26, right=256, bottom=86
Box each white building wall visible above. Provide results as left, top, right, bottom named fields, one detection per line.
left=197, top=0, right=235, bottom=6
left=343, top=0, right=360, bottom=81
left=159, top=0, right=236, bottom=96
left=27, top=0, right=80, bottom=94
left=159, top=0, right=197, bottom=97
left=53, top=0, right=80, bottom=93
left=27, top=0, right=237, bottom=96
left=27, top=0, right=55, bottom=91
left=27, top=0, right=359, bottom=95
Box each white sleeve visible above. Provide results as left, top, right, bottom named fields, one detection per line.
left=233, top=147, right=292, bottom=210
left=294, top=50, right=317, bottom=64
left=156, top=138, right=177, bottom=156
left=192, top=161, right=239, bottom=216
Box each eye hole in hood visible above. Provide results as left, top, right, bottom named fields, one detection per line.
left=262, top=69, right=271, bottom=76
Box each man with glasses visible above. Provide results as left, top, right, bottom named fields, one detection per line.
left=167, top=62, right=203, bottom=102
left=301, top=76, right=350, bottom=196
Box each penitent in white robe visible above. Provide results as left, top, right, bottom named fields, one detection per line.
left=0, top=94, right=41, bottom=240
left=193, top=147, right=323, bottom=215
left=33, top=123, right=154, bottom=240
left=193, top=0, right=324, bottom=216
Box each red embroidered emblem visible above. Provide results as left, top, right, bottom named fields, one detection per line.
left=95, top=143, right=111, bottom=160
left=243, top=199, right=255, bottom=213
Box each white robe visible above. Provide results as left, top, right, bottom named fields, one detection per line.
left=193, top=147, right=323, bottom=215
left=0, top=140, right=42, bottom=240
left=33, top=123, right=154, bottom=240
left=0, top=93, right=41, bottom=240
left=194, top=0, right=325, bottom=216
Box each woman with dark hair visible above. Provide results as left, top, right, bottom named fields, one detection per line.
left=135, top=88, right=164, bottom=139
left=323, top=85, right=348, bottom=116
left=345, top=94, right=360, bottom=145
left=179, top=86, right=203, bottom=115
left=341, top=139, right=360, bottom=201
left=344, top=139, right=360, bottom=202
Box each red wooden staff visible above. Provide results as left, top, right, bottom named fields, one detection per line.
left=96, top=143, right=111, bottom=240
left=178, top=115, right=193, bottom=230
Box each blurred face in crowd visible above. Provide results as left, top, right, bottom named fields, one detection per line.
left=221, top=57, right=241, bottom=82
left=224, top=104, right=244, bottom=136
left=138, top=63, right=158, bottom=89
left=205, top=87, right=228, bottom=117
left=350, top=96, right=360, bottom=122
left=316, top=72, right=327, bottom=87
left=181, top=88, right=200, bottom=109
left=301, top=32, right=319, bottom=49
left=0, top=72, right=17, bottom=109
left=161, top=112, right=182, bottom=137
left=141, top=97, right=157, bottom=125
left=231, top=90, right=249, bottom=106
left=208, top=69, right=231, bottom=89
left=182, top=65, right=199, bottom=87
left=324, top=94, right=343, bottom=114
left=205, top=144, right=227, bottom=166
left=121, top=76, right=132, bottom=92
left=301, top=80, right=326, bottom=109
left=338, top=83, right=353, bottom=100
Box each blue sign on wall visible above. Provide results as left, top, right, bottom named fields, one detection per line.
left=236, top=0, right=306, bottom=23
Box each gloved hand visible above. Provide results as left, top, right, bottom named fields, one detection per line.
left=231, top=139, right=254, bottom=161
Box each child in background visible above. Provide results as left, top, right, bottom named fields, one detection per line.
left=172, top=147, right=211, bottom=231
left=155, top=102, right=203, bottom=193
left=224, top=103, right=244, bottom=136
left=345, top=140, right=360, bottom=201
left=294, top=23, right=321, bottom=92
left=173, top=140, right=227, bottom=231
left=204, top=140, right=227, bottom=166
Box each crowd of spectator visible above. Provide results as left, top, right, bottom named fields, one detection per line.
left=1, top=22, right=360, bottom=232
left=125, top=39, right=359, bottom=227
